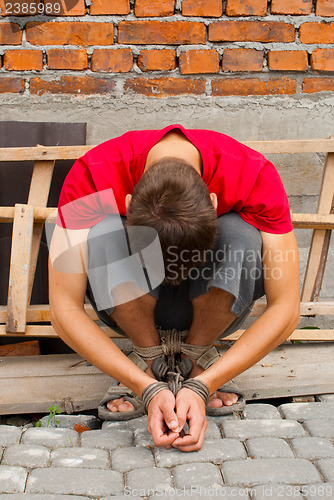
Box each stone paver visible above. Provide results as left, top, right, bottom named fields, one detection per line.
left=221, top=419, right=305, bottom=440
left=291, top=437, right=334, bottom=459
left=0, top=426, right=21, bottom=446
left=316, top=459, right=334, bottom=481
left=21, top=428, right=79, bottom=448
left=245, top=437, right=294, bottom=459
left=0, top=401, right=333, bottom=498
left=279, top=402, right=334, bottom=421
left=51, top=447, right=110, bottom=469
left=304, top=419, right=334, bottom=438
left=133, top=426, right=154, bottom=447
left=81, top=428, right=133, bottom=450
left=243, top=404, right=281, bottom=419
left=0, top=496, right=91, bottom=499
left=126, top=467, right=172, bottom=495
left=111, top=446, right=154, bottom=472
left=39, top=414, right=101, bottom=430
left=222, top=458, right=321, bottom=486
left=2, top=444, right=49, bottom=468
left=0, top=465, right=27, bottom=493
left=173, top=462, right=223, bottom=489
left=155, top=439, right=246, bottom=467
left=26, top=468, right=123, bottom=496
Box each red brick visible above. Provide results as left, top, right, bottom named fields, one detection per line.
left=0, top=23, right=22, bottom=44
left=316, top=0, right=334, bottom=16
left=90, top=0, right=130, bottom=15
left=26, top=22, right=114, bottom=46
left=124, top=77, right=206, bottom=96
left=0, top=0, right=42, bottom=16
left=209, top=21, right=295, bottom=42
left=91, top=48, right=133, bottom=72
left=138, top=49, right=176, bottom=71
left=300, top=23, right=334, bottom=44
left=182, top=0, right=223, bottom=17
left=311, top=49, right=334, bottom=72
left=47, top=49, right=88, bottom=70
left=226, top=0, right=267, bottom=16
left=0, top=77, right=24, bottom=93
left=119, top=21, right=206, bottom=45
left=222, top=49, right=263, bottom=72
left=303, top=77, right=334, bottom=93
left=46, top=0, right=86, bottom=15
left=271, top=0, right=312, bottom=15
left=30, top=76, right=115, bottom=95
left=4, top=50, right=43, bottom=70
left=179, top=50, right=219, bottom=74
left=212, top=77, right=297, bottom=96
left=268, top=51, right=308, bottom=71
left=135, top=0, right=174, bottom=17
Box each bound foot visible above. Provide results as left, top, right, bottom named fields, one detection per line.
left=106, top=364, right=156, bottom=413
left=188, top=362, right=239, bottom=408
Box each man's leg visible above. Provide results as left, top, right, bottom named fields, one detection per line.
left=107, top=292, right=160, bottom=412
left=186, top=212, right=265, bottom=407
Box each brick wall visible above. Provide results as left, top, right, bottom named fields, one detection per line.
left=0, top=0, right=333, bottom=97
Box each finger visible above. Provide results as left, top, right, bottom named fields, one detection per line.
left=172, top=426, right=206, bottom=452
left=160, top=402, right=181, bottom=433
left=175, top=398, right=189, bottom=431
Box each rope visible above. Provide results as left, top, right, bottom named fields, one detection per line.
left=134, top=329, right=212, bottom=362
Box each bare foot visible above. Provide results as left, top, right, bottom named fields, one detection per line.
left=188, top=362, right=239, bottom=408
left=106, top=364, right=156, bottom=413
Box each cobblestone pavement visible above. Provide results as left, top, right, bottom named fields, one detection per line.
left=0, top=402, right=334, bottom=499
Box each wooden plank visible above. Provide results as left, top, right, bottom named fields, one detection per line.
left=1, top=343, right=334, bottom=414
left=292, top=213, right=334, bottom=229
left=26, top=160, right=55, bottom=305
left=1, top=139, right=334, bottom=162
left=236, top=343, right=334, bottom=400
left=302, top=149, right=334, bottom=302
left=0, top=323, right=333, bottom=341
left=1, top=301, right=334, bottom=324
left=6, top=204, right=34, bottom=333
left=1, top=208, right=334, bottom=230
left=0, top=206, right=56, bottom=223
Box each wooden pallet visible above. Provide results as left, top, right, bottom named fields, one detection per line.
left=0, top=138, right=334, bottom=413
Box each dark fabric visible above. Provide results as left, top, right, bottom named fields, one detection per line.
left=86, top=212, right=265, bottom=337
left=0, top=121, right=86, bottom=305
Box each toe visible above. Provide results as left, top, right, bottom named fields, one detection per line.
left=106, top=397, right=134, bottom=413
left=217, top=392, right=239, bottom=406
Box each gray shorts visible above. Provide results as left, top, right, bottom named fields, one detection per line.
left=86, top=212, right=265, bottom=339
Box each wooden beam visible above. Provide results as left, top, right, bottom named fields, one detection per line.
left=1, top=209, right=334, bottom=230
left=302, top=147, right=334, bottom=302
left=0, top=206, right=56, bottom=223
left=26, top=160, right=55, bottom=305
left=1, top=300, right=333, bottom=324
left=1, top=138, right=334, bottom=162
left=1, top=323, right=333, bottom=341
left=6, top=204, right=34, bottom=333
left=1, top=343, right=334, bottom=414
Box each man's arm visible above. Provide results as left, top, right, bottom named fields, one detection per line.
left=172, top=230, right=300, bottom=451
left=49, top=225, right=181, bottom=447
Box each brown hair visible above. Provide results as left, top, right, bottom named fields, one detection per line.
left=126, top=157, right=217, bottom=285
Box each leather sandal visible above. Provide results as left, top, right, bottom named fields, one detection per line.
left=182, top=345, right=246, bottom=416
left=98, top=351, right=149, bottom=421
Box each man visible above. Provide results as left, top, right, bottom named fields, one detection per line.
left=49, top=124, right=300, bottom=452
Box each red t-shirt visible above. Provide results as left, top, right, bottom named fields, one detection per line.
left=57, top=124, right=293, bottom=234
